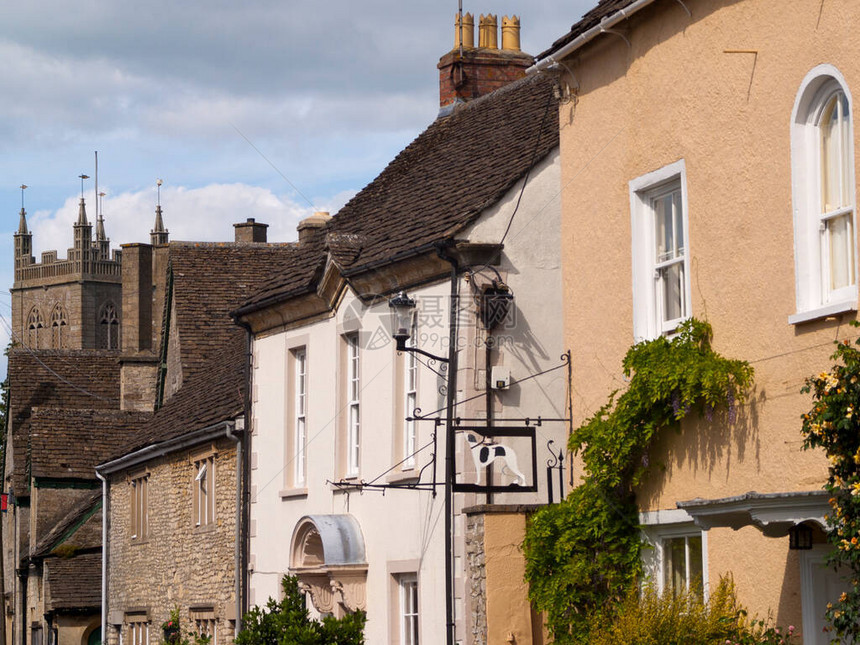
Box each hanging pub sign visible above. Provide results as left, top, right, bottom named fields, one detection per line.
left=453, top=426, right=537, bottom=493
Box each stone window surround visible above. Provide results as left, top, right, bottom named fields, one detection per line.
left=281, top=334, right=310, bottom=497
left=128, top=468, right=150, bottom=543
left=190, top=445, right=218, bottom=530
left=387, top=560, right=421, bottom=645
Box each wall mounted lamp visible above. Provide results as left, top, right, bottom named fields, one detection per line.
left=388, top=291, right=449, bottom=363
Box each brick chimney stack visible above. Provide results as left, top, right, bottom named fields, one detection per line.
left=438, top=13, right=532, bottom=110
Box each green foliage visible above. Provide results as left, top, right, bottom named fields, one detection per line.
left=523, top=319, right=754, bottom=643
left=0, top=342, right=12, bottom=466
left=235, top=576, right=365, bottom=645
left=801, top=320, right=860, bottom=641
left=50, top=544, right=79, bottom=559
left=587, top=577, right=797, bottom=645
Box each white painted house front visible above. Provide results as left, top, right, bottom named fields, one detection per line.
left=235, top=73, right=567, bottom=644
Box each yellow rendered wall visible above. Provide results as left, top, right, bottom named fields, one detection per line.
left=558, top=0, right=860, bottom=625
left=484, top=513, right=539, bottom=645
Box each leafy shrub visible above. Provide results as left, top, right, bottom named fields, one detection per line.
left=524, top=319, right=754, bottom=642
left=235, top=576, right=365, bottom=645
left=587, top=577, right=796, bottom=645
left=801, top=320, right=860, bottom=640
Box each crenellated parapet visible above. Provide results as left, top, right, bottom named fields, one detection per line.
left=12, top=198, right=122, bottom=287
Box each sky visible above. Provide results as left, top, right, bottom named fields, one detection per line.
left=0, top=0, right=595, bottom=377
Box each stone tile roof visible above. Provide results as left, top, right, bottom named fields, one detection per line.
left=241, top=73, right=558, bottom=310
left=168, top=242, right=300, bottom=381
left=45, top=552, right=102, bottom=611
left=121, top=333, right=246, bottom=455
left=7, top=349, right=122, bottom=494
left=32, top=490, right=102, bottom=558
left=537, top=0, right=639, bottom=61
left=328, top=73, right=558, bottom=271
left=231, top=228, right=327, bottom=314
left=30, top=410, right=147, bottom=480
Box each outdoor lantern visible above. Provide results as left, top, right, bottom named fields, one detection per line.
left=479, top=282, right=514, bottom=330
left=788, top=522, right=813, bottom=550
left=388, top=291, right=416, bottom=351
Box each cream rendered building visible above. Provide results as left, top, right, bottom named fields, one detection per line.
left=531, top=0, right=860, bottom=640
left=235, top=67, right=564, bottom=643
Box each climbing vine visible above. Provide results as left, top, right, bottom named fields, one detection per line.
left=800, top=321, right=860, bottom=641
left=523, top=318, right=754, bottom=643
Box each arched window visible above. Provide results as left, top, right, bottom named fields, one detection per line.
left=27, top=307, right=44, bottom=349
left=790, top=65, right=857, bottom=323
left=50, top=304, right=68, bottom=349
left=98, top=301, right=119, bottom=350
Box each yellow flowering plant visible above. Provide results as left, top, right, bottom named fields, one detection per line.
left=801, top=321, right=860, bottom=641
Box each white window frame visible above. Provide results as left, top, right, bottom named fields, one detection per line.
left=790, top=64, right=858, bottom=324
left=346, top=334, right=360, bottom=477
left=640, top=512, right=708, bottom=598
left=127, top=615, right=149, bottom=645
left=190, top=609, right=217, bottom=645
left=399, top=573, right=419, bottom=645
left=294, top=347, right=308, bottom=486
left=130, top=473, right=149, bottom=541
left=630, top=160, right=691, bottom=341
left=193, top=455, right=215, bottom=527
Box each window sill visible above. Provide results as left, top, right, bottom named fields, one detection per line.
left=279, top=487, right=308, bottom=500
left=386, top=470, right=419, bottom=484
left=193, top=523, right=216, bottom=534
left=788, top=300, right=857, bottom=325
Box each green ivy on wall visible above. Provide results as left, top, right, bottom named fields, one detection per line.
left=800, top=321, right=860, bottom=641
left=523, top=318, right=754, bottom=643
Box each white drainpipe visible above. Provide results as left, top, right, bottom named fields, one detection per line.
left=95, top=470, right=108, bottom=645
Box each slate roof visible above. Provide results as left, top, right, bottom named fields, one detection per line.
left=45, top=552, right=102, bottom=612
left=241, top=72, right=558, bottom=311
left=32, top=490, right=102, bottom=558
left=116, top=333, right=246, bottom=457
left=30, top=409, right=147, bottom=480
left=102, top=242, right=301, bottom=461
left=537, top=0, right=640, bottom=61
left=220, top=231, right=326, bottom=317
left=167, top=242, right=299, bottom=381
left=7, top=349, right=122, bottom=494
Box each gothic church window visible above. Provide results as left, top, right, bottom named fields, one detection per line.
left=50, top=304, right=68, bottom=349
left=98, top=301, right=119, bottom=349
left=27, top=307, right=44, bottom=349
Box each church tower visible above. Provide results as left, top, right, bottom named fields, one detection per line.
left=13, top=206, right=33, bottom=274
left=10, top=187, right=123, bottom=351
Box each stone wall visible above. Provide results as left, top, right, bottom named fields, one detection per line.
left=465, top=512, right=486, bottom=645
left=106, top=436, right=238, bottom=645
left=11, top=280, right=121, bottom=351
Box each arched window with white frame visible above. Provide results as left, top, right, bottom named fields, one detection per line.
left=790, top=65, right=857, bottom=324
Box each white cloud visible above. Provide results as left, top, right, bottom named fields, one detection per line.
left=26, top=182, right=352, bottom=258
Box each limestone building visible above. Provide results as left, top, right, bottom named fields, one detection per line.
left=3, top=200, right=170, bottom=645
left=99, top=223, right=297, bottom=645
